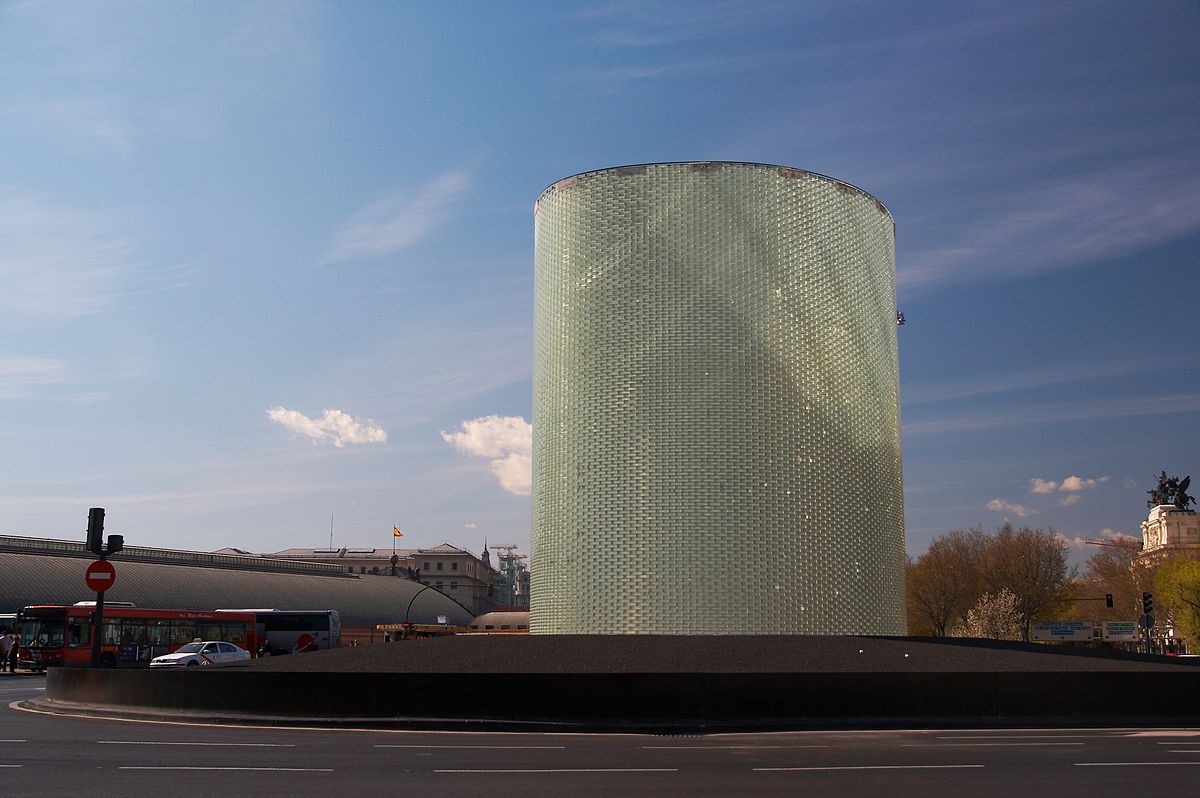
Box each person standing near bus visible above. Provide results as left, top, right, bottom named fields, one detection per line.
left=0, top=631, right=12, bottom=673
left=5, top=634, right=18, bottom=673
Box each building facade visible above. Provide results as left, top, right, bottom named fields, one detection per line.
left=260, top=543, right=496, bottom=616
left=532, top=162, right=905, bottom=635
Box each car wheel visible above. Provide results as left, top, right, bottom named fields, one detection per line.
left=186, top=660, right=199, bottom=667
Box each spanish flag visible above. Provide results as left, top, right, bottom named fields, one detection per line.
left=393, top=526, right=403, bottom=537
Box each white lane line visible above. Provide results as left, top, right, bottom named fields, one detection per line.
left=119, top=767, right=333, bottom=772
left=936, top=735, right=1097, bottom=740
left=1168, top=750, right=1200, bottom=753
left=642, top=745, right=830, bottom=750
left=755, top=765, right=985, bottom=772
left=99, top=741, right=295, bottom=747
left=374, top=745, right=565, bottom=750
left=1158, top=742, right=1200, bottom=745
left=0, top=765, right=23, bottom=768
left=904, top=742, right=1084, bottom=748
left=435, top=768, right=677, bottom=774
left=1126, top=731, right=1200, bottom=737
left=1075, top=762, right=1200, bottom=767
left=0, top=741, right=26, bottom=743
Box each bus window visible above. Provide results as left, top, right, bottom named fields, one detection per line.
left=102, top=621, right=120, bottom=646
left=20, top=617, right=65, bottom=647
left=171, top=620, right=196, bottom=644
left=222, top=623, right=246, bottom=645
left=196, top=623, right=222, bottom=641
left=147, top=619, right=170, bottom=646
left=68, top=619, right=89, bottom=647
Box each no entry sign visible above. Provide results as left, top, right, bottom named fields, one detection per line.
left=85, top=559, right=116, bottom=593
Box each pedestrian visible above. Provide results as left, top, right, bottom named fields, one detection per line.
left=258, top=638, right=271, bottom=658
left=6, top=634, right=19, bottom=673
left=0, top=631, right=11, bottom=673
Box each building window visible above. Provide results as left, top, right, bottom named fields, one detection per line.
left=451, top=582, right=458, bottom=590
left=423, top=561, right=429, bottom=569
left=436, top=562, right=443, bottom=571
left=435, top=582, right=443, bottom=590
left=360, top=567, right=365, bottom=574
left=347, top=567, right=353, bottom=573
left=451, top=562, right=458, bottom=571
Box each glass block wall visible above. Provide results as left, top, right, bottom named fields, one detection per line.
left=531, top=162, right=904, bottom=635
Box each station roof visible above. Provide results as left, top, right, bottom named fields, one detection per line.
left=0, top=545, right=473, bottom=628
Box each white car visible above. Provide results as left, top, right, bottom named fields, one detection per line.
left=149, top=641, right=250, bottom=668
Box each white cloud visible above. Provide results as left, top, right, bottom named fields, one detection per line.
left=465, top=522, right=477, bottom=529
left=266, top=406, right=387, bottom=447
left=1059, top=474, right=1100, bottom=491
left=987, top=498, right=1029, bottom=517
left=1060, top=494, right=1082, bottom=507
left=320, top=169, right=470, bottom=265
left=441, top=415, right=532, bottom=496
left=1030, top=478, right=1058, bottom=494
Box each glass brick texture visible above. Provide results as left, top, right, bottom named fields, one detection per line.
left=531, top=163, right=904, bottom=635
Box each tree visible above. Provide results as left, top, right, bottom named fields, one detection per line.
left=1154, top=559, right=1200, bottom=645
left=907, top=527, right=987, bottom=636
left=1073, top=537, right=1148, bottom=621
left=982, top=524, right=1075, bottom=641
left=954, top=588, right=1022, bottom=641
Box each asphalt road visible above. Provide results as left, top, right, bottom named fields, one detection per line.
left=4, top=674, right=1200, bottom=797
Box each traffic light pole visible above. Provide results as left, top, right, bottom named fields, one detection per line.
left=87, top=509, right=106, bottom=669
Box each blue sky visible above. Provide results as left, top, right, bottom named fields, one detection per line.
left=2, top=1, right=1197, bottom=564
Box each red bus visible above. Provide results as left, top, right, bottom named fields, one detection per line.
left=16, top=604, right=258, bottom=670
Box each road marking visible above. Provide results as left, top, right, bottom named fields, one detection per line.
left=936, top=735, right=1097, bottom=740
left=374, top=744, right=565, bottom=749
left=642, top=745, right=830, bottom=750
left=1126, top=731, right=1200, bottom=737
left=0, top=765, right=22, bottom=768
left=905, top=742, right=1083, bottom=747
left=1075, top=762, right=1200, bottom=767
left=1168, top=750, right=1200, bottom=753
left=755, top=764, right=985, bottom=772
left=0, top=741, right=26, bottom=743
left=119, top=767, right=333, bottom=772
left=435, top=768, right=677, bottom=774
left=99, top=741, right=295, bottom=747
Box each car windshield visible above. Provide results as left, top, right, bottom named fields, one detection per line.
left=174, top=643, right=205, bottom=653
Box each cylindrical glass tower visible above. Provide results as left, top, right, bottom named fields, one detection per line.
left=532, top=162, right=904, bottom=635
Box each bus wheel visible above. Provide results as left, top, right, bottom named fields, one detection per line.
left=99, top=654, right=116, bottom=668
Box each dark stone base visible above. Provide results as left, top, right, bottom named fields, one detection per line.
left=26, top=636, right=1200, bottom=732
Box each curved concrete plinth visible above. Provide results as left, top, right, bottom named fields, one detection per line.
left=26, top=666, right=1200, bottom=733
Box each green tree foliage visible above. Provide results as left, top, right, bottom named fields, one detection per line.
left=907, top=524, right=1073, bottom=640
left=1153, top=559, right=1200, bottom=644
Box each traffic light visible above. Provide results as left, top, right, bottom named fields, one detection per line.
left=106, top=534, right=124, bottom=556
left=85, top=508, right=105, bottom=555
left=1105, top=593, right=1113, bottom=608
left=1142, top=592, right=1154, bottom=615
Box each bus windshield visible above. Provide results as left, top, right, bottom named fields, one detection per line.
left=19, top=617, right=64, bottom=648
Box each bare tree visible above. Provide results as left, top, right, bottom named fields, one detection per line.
left=907, top=527, right=987, bottom=636
left=983, top=524, right=1075, bottom=641
left=1073, top=537, right=1149, bottom=621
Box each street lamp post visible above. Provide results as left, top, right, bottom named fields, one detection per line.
left=402, top=583, right=436, bottom=638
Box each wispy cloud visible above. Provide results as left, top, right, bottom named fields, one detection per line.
left=267, top=407, right=388, bottom=447
left=0, top=193, right=153, bottom=320
left=899, top=161, right=1200, bottom=292
left=581, top=1, right=796, bottom=47
left=904, top=393, right=1200, bottom=437
left=904, top=355, right=1173, bottom=405
left=1029, top=474, right=1108, bottom=494
left=320, top=170, right=471, bottom=265
left=7, top=96, right=134, bottom=153
left=441, top=415, right=532, bottom=496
